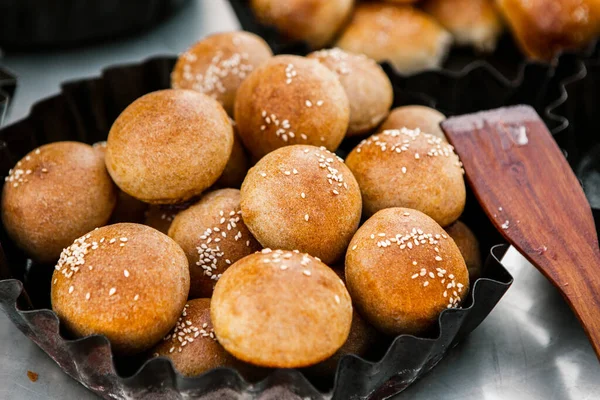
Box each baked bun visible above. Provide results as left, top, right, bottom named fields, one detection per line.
left=152, top=299, right=238, bottom=376
left=234, top=55, right=350, bottom=160
left=346, top=128, right=465, bottom=226
left=336, top=3, right=452, bottom=74
left=345, top=208, right=469, bottom=335
left=240, top=145, right=362, bottom=264
left=51, top=223, right=190, bottom=354
left=250, top=0, right=354, bottom=49
left=423, top=0, right=503, bottom=52
left=168, top=189, right=262, bottom=298
left=93, top=141, right=148, bottom=223
left=2, top=142, right=116, bottom=263
left=496, top=0, right=600, bottom=60
left=214, top=130, right=250, bottom=189
left=445, top=220, right=482, bottom=282
left=105, top=89, right=234, bottom=204
left=379, top=106, right=446, bottom=139
left=171, top=31, right=273, bottom=116
left=308, top=48, right=393, bottom=137
left=211, top=249, right=353, bottom=368
left=306, top=268, right=378, bottom=376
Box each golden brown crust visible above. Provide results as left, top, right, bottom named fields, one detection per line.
left=1, top=142, right=117, bottom=263
left=250, top=0, right=354, bottom=48
left=240, top=145, right=362, bottom=264
left=234, top=55, right=350, bottom=160
left=422, top=0, right=503, bottom=52
left=214, top=131, right=250, bottom=189
left=168, top=189, right=262, bottom=298
left=171, top=31, right=273, bottom=116
left=51, top=223, right=190, bottom=354
left=151, top=298, right=240, bottom=376
left=496, top=0, right=600, bottom=60
left=345, top=128, right=465, bottom=226
left=105, top=89, right=234, bottom=204
left=335, top=3, right=452, bottom=74
left=211, top=249, right=353, bottom=368
left=445, top=220, right=482, bottom=282
left=308, top=48, right=393, bottom=137
left=345, top=208, right=469, bottom=335
left=379, top=106, right=447, bottom=139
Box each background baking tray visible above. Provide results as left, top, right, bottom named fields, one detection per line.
left=226, top=0, right=599, bottom=83
left=0, top=51, right=584, bottom=398
left=0, top=0, right=190, bottom=50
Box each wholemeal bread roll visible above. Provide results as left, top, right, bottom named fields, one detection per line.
left=106, top=89, right=234, bottom=204
left=422, top=0, right=503, bottom=52
left=151, top=299, right=239, bottom=376
left=240, top=145, right=362, bottom=264
left=250, top=0, right=354, bottom=49
left=2, top=142, right=117, bottom=263
left=93, top=141, right=148, bottom=223
left=234, top=55, right=350, bottom=160
left=345, top=208, right=469, bottom=335
left=379, top=106, right=446, bottom=139
left=171, top=31, right=273, bottom=116
left=346, top=128, right=465, bottom=226
left=336, top=3, right=452, bottom=74
left=308, top=48, right=393, bottom=137
left=445, top=220, right=482, bottom=282
left=496, top=0, right=600, bottom=60
left=211, top=249, right=353, bottom=368
left=51, top=223, right=189, bottom=354
left=168, top=189, right=262, bottom=298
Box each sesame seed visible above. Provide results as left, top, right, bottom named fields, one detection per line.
left=292, top=168, right=298, bottom=174
left=109, top=238, right=116, bottom=244
left=316, top=100, right=324, bottom=107
left=109, top=288, right=116, bottom=296
left=85, top=293, right=90, bottom=300
left=124, top=269, right=130, bottom=278
left=68, top=286, right=74, bottom=294
left=435, top=256, right=443, bottom=261
left=134, top=294, right=140, bottom=301
left=411, top=273, right=419, bottom=279
left=280, top=264, right=288, bottom=270
left=401, top=167, right=407, bottom=174
left=301, top=192, right=306, bottom=198
left=304, top=214, right=309, bottom=221
left=305, top=100, right=312, bottom=107
left=412, top=261, right=418, bottom=265
left=260, top=172, right=267, bottom=177
left=423, top=281, right=429, bottom=287
left=120, top=237, right=128, bottom=242
left=352, top=245, right=357, bottom=250
left=334, top=295, right=341, bottom=304
left=303, top=270, right=311, bottom=276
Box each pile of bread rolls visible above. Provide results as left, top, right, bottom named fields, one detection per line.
left=1, top=30, right=483, bottom=376
left=249, top=0, right=600, bottom=74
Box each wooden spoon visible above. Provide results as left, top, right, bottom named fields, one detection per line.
left=441, top=105, right=600, bottom=360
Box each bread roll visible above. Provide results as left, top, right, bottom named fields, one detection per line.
left=379, top=105, right=446, bottom=139
left=308, top=48, right=393, bottom=136
left=105, top=89, right=234, bottom=204
left=2, top=142, right=116, bottom=263
left=496, top=0, right=600, bottom=60
left=211, top=249, right=353, bottom=368
left=345, top=208, right=469, bottom=335
left=250, top=0, right=354, bottom=48
left=171, top=31, right=273, bottom=116
left=423, top=0, right=503, bottom=52
left=234, top=55, right=350, bottom=160
left=336, top=3, right=452, bottom=74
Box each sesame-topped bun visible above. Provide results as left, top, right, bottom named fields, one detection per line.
left=336, top=3, right=452, bottom=74
left=93, top=141, right=148, bottom=223
left=423, top=0, right=503, bottom=52
left=105, top=89, right=234, bottom=204
left=151, top=298, right=239, bottom=376
left=240, top=145, right=362, bottom=264
left=445, top=221, right=482, bottom=282
left=168, top=189, right=262, bottom=298
left=234, top=55, right=350, bottom=160
left=346, top=208, right=469, bottom=335
left=346, top=128, right=465, bottom=226
left=250, top=0, right=354, bottom=49
left=308, top=48, right=393, bottom=137
left=51, top=223, right=190, bottom=354
left=171, top=31, right=273, bottom=116
left=211, top=249, right=353, bottom=368
left=379, top=106, right=447, bottom=140
left=214, top=131, right=250, bottom=189
left=1, top=142, right=117, bottom=263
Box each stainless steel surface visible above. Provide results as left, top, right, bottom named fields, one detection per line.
left=1, top=1, right=599, bottom=398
